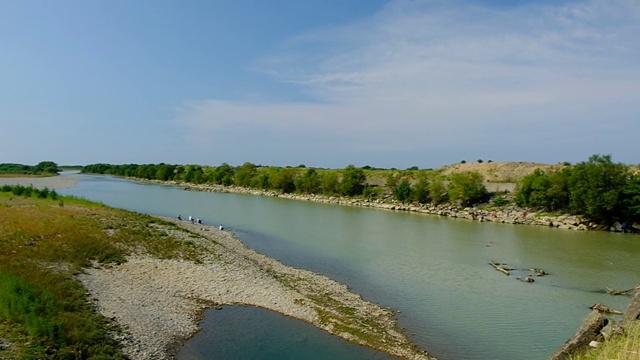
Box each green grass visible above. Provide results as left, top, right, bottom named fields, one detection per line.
left=0, top=186, right=210, bottom=359
left=568, top=321, right=640, bottom=360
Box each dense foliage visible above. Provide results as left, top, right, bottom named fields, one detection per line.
left=515, top=155, right=640, bottom=225
left=81, top=162, right=490, bottom=207
left=82, top=154, right=640, bottom=226
left=0, top=161, right=60, bottom=175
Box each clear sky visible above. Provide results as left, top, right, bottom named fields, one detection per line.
left=1, top=0, right=638, bottom=169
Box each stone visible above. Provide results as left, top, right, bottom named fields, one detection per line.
left=600, top=320, right=623, bottom=340
left=622, top=288, right=640, bottom=324
left=610, top=221, right=623, bottom=232
left=549, top=310, right=608, bottom=360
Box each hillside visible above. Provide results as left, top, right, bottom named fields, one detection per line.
left=439, top=161, right=563, bottom=183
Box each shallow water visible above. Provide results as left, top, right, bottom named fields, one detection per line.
left=176, top=306, right=393, bottom=360
left=60, top=174, right=640, bottom=360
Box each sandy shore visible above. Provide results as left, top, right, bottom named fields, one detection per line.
left=79, top=218, right=432, bottom=359
left=0, top=173, right=78, bottom=189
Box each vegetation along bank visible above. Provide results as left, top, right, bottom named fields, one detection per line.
left=82, top=154, right=640, bottom=233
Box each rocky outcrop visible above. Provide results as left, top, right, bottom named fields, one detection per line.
left=550, top=288, right=640, bottom=359
left=622, top=288, right=640, bottom=324
left=549, top=310, right=608, bottom=360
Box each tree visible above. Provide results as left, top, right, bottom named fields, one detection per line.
left=270, top=168, right=297, bottom=193
left=429, top=178, right=448, bottom=205
left=411, top=177, right=430, bottom=204
left=211, top=163, right=235, bottom=186
left=568, top=154, right=629, bottom=225
left=448, top=171, right=487, bottom=206
left=320, top=172, right=339, bottom=195
left=340, top=165, right=366, bottom=197
left=35, top=161, right=59, bottom=174
left=295, top=168, right=321, bottom=194
left=155, top=164, right=175, bottom=181
left=546, top=168, right=571, bottom=211
left=622, top=174, right=640, bottom=223
left=515, top=169, right=551, bottom=209
left=234, top=162, right=257, bottom=187
left=395, top=179, right=412, bottom=202
left=385, top=173, right=398, bottom=191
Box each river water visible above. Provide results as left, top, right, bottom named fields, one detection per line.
left=60, top=174, right=640, bottom=360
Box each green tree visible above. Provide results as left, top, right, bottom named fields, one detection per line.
left=211, top=163, right=235, bottom=186
left=340, top=165, right=366, bottom=197
left=155, top=164, right=175, bottom=181
left=395, top=179, right=412, bottom=202
left=234, top=162, right=257, bottom=187
left=429, top=178, right=448, bottom=205
left=546, top=168, right=571, bottom=211
left=385, top=173, right=398, bottom=191
left=269, top=168, right=297, bottom=193
left=295, top=168, right=321, bottom=194
left=622, top=174, right=640, bottom=223
left=35, top=161, right=60, bottom=174
left=320, top=172, right=339, bottom=195
left=411, top=177, right=430, bottom=204
left=448, top=171, right=487, bottom=206
left=568, top=154, right=629, bottom=225
left=515, top=169, right=551, bottom=208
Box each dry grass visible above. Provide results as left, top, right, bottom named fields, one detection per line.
left=569, top=321, right=640, bottom=360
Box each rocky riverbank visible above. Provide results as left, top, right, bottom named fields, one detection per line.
left=169, top=182, right=634, bottom=233
left=79, top=217, right=433, bottom=360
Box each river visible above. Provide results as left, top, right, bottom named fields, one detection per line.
left=59, top=173, right=640, bottom=360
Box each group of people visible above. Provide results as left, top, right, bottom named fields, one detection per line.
left=177, top=214, right=202, bottom=224
left=177, top=214, right=224, bottom=230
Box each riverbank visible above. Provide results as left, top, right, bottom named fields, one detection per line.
left=0, top=176, right=432, bottom=359
left=79, top=217, right=432, bottom=359
left=0, top=173, right=78, bottom=189
left=156, top=181, right=634, bottom=233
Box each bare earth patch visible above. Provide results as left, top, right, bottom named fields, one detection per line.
left=0, top=174, right=78, bottom=189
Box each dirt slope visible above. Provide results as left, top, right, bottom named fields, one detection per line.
left=439, top=162, right=562, bottom=182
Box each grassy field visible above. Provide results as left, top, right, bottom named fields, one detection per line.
left=0, top=187, right=207, bottom=359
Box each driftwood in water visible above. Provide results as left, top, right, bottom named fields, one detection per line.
left=605, top=287, right=635, bottom=296
left=490, top=261, right=510, bottom=276
left=529, top=268, right=549, bottom=276
left=590, top=303, right=623, bottom=315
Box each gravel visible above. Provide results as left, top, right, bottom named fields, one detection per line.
left=78, top=219, right=432, bottom=360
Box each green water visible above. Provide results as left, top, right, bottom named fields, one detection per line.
left=61, top=174, right=640, bottom=359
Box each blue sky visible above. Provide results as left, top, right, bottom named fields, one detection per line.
left=1, top=0, right=638, bottom=169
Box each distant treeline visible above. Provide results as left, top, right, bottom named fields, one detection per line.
left=81, top=162, right=471, bottom=204
left=82, top=154, right=640, bottom=227
left=0, top=161, right=60, bottom=175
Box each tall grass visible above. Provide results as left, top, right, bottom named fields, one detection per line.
left=569, top=321, right=640, bottom=360
left=0, top=190, right=207, bottom=358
